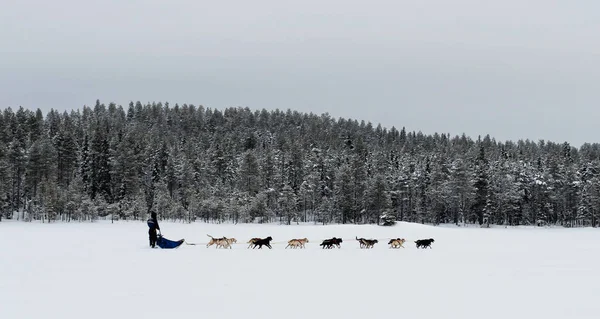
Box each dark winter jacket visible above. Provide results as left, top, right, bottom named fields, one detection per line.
left=147, top=217, right=160, bottom=234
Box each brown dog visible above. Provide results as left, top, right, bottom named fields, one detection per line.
left=388, top=238, right=406, bottom=249
left=356, top=237, right=378, bottom=249
left=356, top=236, right=368, bottom=248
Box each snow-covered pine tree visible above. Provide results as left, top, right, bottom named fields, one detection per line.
left=471, top=144, right=489, bottom=225
left=333, top=162, right=353, bottom=224
left=365, top=174, right=391, bottom=225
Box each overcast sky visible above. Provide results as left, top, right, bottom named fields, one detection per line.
left=1, top=0, right=598, bottom=146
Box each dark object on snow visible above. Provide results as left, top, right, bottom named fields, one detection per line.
left=157, top=235, right=185, bottom=249
left=147, top=212, right=161, bottom=248
left=380, top=213, right=396, bottom=226
left=415, top=238, right=435, bottom=249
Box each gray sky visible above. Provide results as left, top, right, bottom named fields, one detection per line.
left=1, top=0, right=598, bottom=147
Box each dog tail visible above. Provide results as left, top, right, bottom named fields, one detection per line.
left=207, top=234, right=214, bottom=239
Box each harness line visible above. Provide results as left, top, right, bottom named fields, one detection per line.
left=183, top=237, right=411, bottom=247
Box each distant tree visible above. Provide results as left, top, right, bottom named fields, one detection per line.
left=334, top=163, right=353, bottom=224
left=471, top=145, right=489, bottom=225
left=239, top=151, right=260, bottom=196
left=279, top=183, right=298, bottom=225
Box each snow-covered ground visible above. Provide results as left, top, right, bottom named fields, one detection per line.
left=1, top=220, right=598, bottom=319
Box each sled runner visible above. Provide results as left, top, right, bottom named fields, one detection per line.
left=156, top=234, right=185, bottom=249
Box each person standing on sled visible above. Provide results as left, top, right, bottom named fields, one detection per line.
left=147, top=212, right=160, bottom=248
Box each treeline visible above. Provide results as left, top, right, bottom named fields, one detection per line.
left=0, top=100, right=599, bottom=227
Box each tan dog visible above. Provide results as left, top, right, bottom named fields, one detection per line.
left=285, top=238, right=309, bottom=249
left=296, top=238, right=309, bottom=248
left=388, top=238, right=406, bottom=249
left=207, top=234, right=231, bottom=249
left=206, top=234, right=221, bottom=248
left=225, top=238, right=237, bottom=247
left=217, top=237, right=237, bottom=249
left=247, top=238, right=261, bottom=249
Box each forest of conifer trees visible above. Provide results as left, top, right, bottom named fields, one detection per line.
left=1, top=100, right=599, bottom=227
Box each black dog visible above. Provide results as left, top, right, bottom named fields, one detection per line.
left=320, top=239, right=334, bottom=249
left=362, top=238, right=378, bottom=249
left=415, top=238, right=435, bottom=249
left=330, top=237, right=343, bottom=249
left=252, top=236, right=273, bottom=249
left=320, top=237, right=343, bottom=249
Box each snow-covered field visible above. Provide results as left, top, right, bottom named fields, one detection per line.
left=1, top=220, right=599, bottom=319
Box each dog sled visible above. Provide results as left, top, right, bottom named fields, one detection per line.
left=157, top=234, right=185, bottom=249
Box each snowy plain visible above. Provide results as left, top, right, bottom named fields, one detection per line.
left=1, top=220, right=599, bottom=319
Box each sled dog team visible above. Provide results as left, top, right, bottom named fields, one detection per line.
left=206, top=234, right=435, bottom=250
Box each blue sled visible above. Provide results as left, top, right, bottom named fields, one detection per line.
left=157, top=235, right=185, bottom=249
